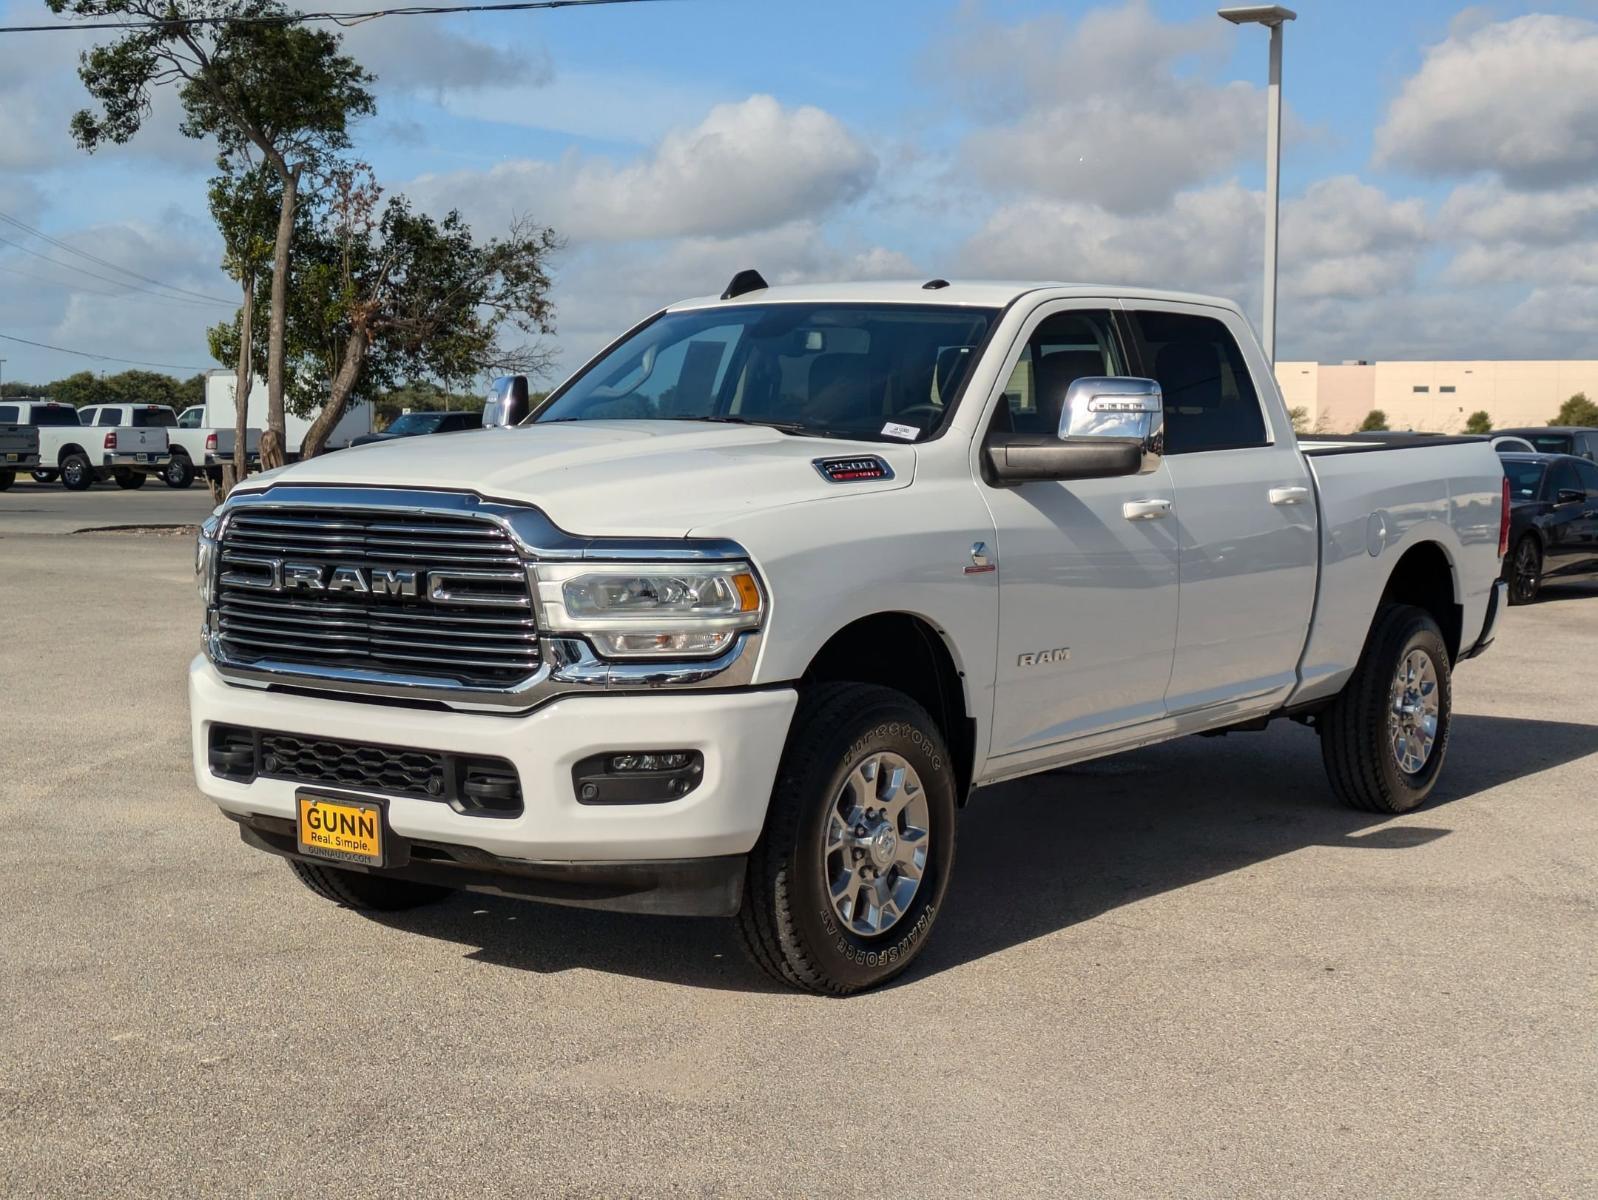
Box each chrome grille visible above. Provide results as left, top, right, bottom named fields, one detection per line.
left=215, top=506, right=539, bottom=688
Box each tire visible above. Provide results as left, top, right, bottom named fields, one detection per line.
left=1506, top=534, right=1541, bottom=605
left=286, top=859, right=452, bottom=912
left=738, top=682, right=958, bottom=995
left=161, top=454, right=194, bottom=489
left=113, top=469, right=147, bottom=490
left=31, top=470, right=57, bottom=483
left=0, top=470, right=13, bottom=491
left=60, top=453, right=94, bottom=491
left=1319, top=604, right=1452, bottom=815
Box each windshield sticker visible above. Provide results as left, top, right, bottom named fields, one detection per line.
left=881, top=422, right=920, bottom=441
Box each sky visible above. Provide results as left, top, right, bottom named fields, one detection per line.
left=2, top=0, right=1598, bottom=388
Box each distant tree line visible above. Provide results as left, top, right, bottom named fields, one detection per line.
left=0, top=370, right=205, bottom=410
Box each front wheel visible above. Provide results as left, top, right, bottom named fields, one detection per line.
left=161, top=455, right=194, bottom=488
left=31, top=469, right=57, bottom=484
left=287, top=859, right=452, bottom=911
left=1319, top=604, right=1452, bottom=815
left=1506, top=535, right=1541, bottom=605
left=738, top=683, right=958, bottom=995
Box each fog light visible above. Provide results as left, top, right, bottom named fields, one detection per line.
left=573, top=750, right=704, bottom=805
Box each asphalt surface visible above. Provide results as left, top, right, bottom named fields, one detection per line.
left=0, top=477, right=215, bottom=535
left=1, top=527, right=1594, bottom=1199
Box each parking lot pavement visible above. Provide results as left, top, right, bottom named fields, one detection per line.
left=0, top=477, right=215, bottom=535
left=1, top=530, right=1594, bottom=1200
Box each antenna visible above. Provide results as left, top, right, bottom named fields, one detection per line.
left=721, top=269, right=769, bottom=300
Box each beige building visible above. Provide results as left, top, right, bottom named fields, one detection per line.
left=1274, top=360, right=1598, bottom=434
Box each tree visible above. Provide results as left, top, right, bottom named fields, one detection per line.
left=276, top=172, right=558, bottom=457
left=1551, top=392, right=1598, bottom=426
left=1287, top=405, right=1310, bottom=434
left=42, top=372, right=100, bottom=409
left=51, top=0, right=374, bottom=469
left=1359, top=409, right=1390, bottom=432
left=1464, top=410, right=1493, bottom=434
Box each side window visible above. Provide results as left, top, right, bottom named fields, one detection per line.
left=996, top=309, right=1124, bottom=436
left=0, top=405, right=16, bottom=423
left=1573, top=459, right=1598, bottom=497
left=1546, top=460, right=1582, bottom=500
left=1127, top=310, right=1267, bottom=454
left=98, top=409, right=122, bottom=427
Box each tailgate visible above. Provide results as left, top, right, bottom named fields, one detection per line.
left=119, top=427, right=168, bottom=453
left=0, top=425, right=38, bottom=455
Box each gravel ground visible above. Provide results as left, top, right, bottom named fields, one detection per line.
left=1, top=531, right=1593, bottom=1199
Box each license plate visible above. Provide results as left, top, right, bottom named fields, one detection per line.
left=3, top=453, right=15, bottom=463
left=297, top=794, right=384, bottom=866
left=139, top=453, right=153, bottom=462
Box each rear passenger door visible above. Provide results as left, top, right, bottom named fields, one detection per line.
left=1123, top=304, right=1318, bottom=717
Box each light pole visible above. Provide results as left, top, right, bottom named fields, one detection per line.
left=1219, top=5, right=1295, bottom=364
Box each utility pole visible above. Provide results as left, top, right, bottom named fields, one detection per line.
left=1219, top=5, right=1296, bottom=364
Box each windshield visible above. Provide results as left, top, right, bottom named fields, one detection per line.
left=1528, top=434, right=1574, bottom=454
left=534, top=303, right=999, bottom=442
left=1503, top=461, right=1545, bottom=501
left=387, top=412, right=445, bottom=435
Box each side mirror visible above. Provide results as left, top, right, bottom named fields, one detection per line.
left=483, top=375, right=530, bottom=429
left=1555, top=488, right=1586, bottom=506
left=984, top=376, right=1164, bottom=485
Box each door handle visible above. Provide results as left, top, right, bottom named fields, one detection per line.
left=1269, top=486, right=1311, bottom=506
left=1122, top=498, right=1172, bottom=521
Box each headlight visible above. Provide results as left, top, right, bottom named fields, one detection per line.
left=532, top=561, right=765, bottom=659
left=196, top=515, right=221, bottom=608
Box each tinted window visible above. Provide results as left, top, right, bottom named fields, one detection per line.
left=1530, top=433, right=1574, bottom=455
left=1503, top=461, right=1544, bottom=501
left=1546, top=460, right=1583, bottom=500
left=97, top=409, right=122, bottom=427
left=536, top=303, right=999, bottom=443
left=994, top=310, right=1125, bottom=437
left=131, top=408, right=177, bottom=428
left=29, top=406, right=81, bottom=426
left=1128, top=310, right=1266, bottom=453
left=1576, top=459, right=1598, bottom=496
left=386, top=412, right=445, bottom=435
left=0, top=405, right=16, bottom=423
left=177, top=408, right=203, bottom=429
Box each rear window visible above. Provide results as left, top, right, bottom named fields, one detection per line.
left=132, top=408, right=177, bottom=428
left=1502, top=461, right=1544, bottom=500
left=30, top=406, right=81, bottom=426
left=0, top=405, right=17, bottom=423
left=1529, top=434, right=1574, bottom=455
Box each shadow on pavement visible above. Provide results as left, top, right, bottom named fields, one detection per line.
left=369, top=713, right=1598, bottom=993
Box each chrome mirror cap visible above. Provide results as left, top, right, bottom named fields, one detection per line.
left=1058, top=376, right=1164, bottom=474
left=483, top=375, right=531, bottom=429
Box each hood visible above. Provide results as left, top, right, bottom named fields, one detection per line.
left=246, top=420, right=915, bottom=536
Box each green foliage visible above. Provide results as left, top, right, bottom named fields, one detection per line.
left=1464, top=410, right=1493, bottom=434
left=1287, top=405, right=1310, bottom=434
left=1359, top=409, right=1390, bottom=432
left=5, top=370, right=199, bottom=409
left=1550, top=392, right=1598, bottom=426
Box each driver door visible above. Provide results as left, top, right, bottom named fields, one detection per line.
left=979, top=304, right=1179, bottom=761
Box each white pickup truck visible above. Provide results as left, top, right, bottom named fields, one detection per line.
left=80, top=403, right=259, bottom=488
left=190, top=279, right=1508, bottom=994
left=0, top=416, right=41, bottom=489
left=4, top=399, right=170, bottom=490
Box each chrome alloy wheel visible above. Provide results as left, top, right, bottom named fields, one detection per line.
left=823, top=751, right=930, bottom=937
left=1388, top=648, right=1441, bottom=775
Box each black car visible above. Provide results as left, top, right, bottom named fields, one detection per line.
left=351, top=409, right=482, bottom=447
left=1499, top=452, right=1598, bottom=604
left=1493, top=427, right=1598, bottom=462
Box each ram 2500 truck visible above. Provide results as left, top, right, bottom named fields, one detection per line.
left=0, top=418, right=40, bottom=490
left=11, top=400, right=170, bottom=489
left=190, top=279, right=1508, bottom=994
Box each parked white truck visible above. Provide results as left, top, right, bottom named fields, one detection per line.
left=203, top=372, right=373, bottom=457
left=190, top=279, right=1508, bottom=993
left=4, top=398, right=169, bottom=489
left=78, top=403, right=241, bottom=489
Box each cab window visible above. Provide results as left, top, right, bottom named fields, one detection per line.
left=995, top=310, right=1125, bottom=437
left=1126, top=310, right=1267, bottom=454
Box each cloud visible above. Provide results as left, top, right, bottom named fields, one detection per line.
left=336, top=14, right=541, bottom=95
left=409, top=95, right=877, bottom=242
left=936, top=0, right=1263, bottom=212
left=1374, top=14, right=1598, bottom=188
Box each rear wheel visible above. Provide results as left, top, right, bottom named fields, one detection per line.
left=0, top=470, right=13, bottom=491
left=30, top=469, right=57, bottom=483
left=1320, top=604, right=1452, bottom=814
left=113, top=469, right=147, bottom=490
left=60, top=454, right=93, bottom=491
left=161, top=454, right=194, bottom=489
left=287, top=859, right=453, bottom=911
left=738, top=683, right=957, bottom=995
left=1507, top=534, right=1541, bottom=605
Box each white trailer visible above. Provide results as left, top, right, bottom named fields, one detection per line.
left=203, top=372, right=374, bottom=456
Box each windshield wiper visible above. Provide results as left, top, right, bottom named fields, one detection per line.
left=665, top=415, right=857, bottom=439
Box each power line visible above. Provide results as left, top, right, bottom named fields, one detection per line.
left=0, top=331, right=213, bottom=372
left=0, top=0, right=670, bottom=35
left=0, top=209, right=234, bottom=305
left=0, top=232, right=228, bottom=308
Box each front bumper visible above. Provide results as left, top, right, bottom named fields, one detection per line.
left=190, top=657, right=797, bottom=905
